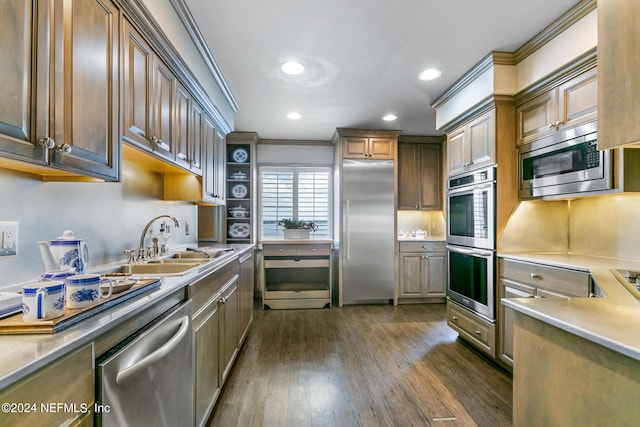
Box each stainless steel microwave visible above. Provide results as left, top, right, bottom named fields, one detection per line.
left=518, top=122, right=612, bottom=199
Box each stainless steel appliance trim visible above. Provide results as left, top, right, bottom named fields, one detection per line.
left=446, top=167, right=496, bottom=251
left=446, top=244, right=496, bottom=321
left=518, top=122, right=614, bottom=199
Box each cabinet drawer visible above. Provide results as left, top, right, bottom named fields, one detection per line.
left=399, top=241, right=446, bottom=253
left=265, top=259, right=329, bottom=269
left=500, top=258, right=590, bottom=297
left=447, top=302, right=495, bottom=357
left=297, top=244, right=331, bottom=256
left=263, top=245, right=297, bottom=256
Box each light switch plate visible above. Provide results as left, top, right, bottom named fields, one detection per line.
left=0, top=221, right=18, bottom=257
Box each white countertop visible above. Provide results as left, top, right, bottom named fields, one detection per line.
left=499, top=252, right=640, bottom=361
left=0, top=243, right=253, bottom=390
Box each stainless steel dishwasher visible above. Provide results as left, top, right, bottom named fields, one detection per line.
left=96, top=301, right=194, bottom=426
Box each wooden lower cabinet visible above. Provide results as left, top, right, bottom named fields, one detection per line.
left=0, top=344, right=94, bottom=427
left=447, top=301, right=496, bottom=358
left=194, top=293, right=222, bottom=427
left=398, top=241, right=446, bottom=301
left=238, top=251, right=254, bottom=344
left=498, top=257, right=591, bottom=369
left=191, top=261, right=243, bottom=427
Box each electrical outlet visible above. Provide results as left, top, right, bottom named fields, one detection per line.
left=0, top=221, right=18, bottom=257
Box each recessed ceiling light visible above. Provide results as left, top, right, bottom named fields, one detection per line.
left=382, top=114, right=397, bottom=121
left=281, top=61, right=305, bottom=75
left=287, top=112, right=302, bottom=120
left=418, top=68, right=442, bottom=81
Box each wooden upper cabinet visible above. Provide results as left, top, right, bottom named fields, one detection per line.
left=398, top=140, right=442, bottom=210
left=122, top=18, right=153, bottom=150
left=343, top=136, right=395, bottom=159
left=447, top=110, right=495, bottom=176
left=0, top=0, right=120, bottom=181
left=189, top=100, right=204, bottom=175
left=0, top=0, right=47, bottom=166
left=598, top=0, right=640, bottom=149
left=151, top=58, right=175, bottom=161
left=174, top=81, right=191, bottom=170
left=46, top=0, right=120, bottom=181
left=517, top=67, right=597, bottom=146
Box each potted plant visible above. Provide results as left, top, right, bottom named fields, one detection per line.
left=278, top=218, right=318, bottom=239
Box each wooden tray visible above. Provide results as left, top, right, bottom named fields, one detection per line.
left=0, top=277, right=162, bottom=335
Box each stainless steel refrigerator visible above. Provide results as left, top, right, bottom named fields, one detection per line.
left=341, top=159, right=395, bottom=304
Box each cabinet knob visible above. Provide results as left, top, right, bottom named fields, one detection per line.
left=149, top=135, right=159, bottom=145
left=56, top=143, right=72, bottom=154
left=278, top=248, right=283, bottom=252
left=219, top=296, right=227, bottom=304
left=530, top=273, right=541, bottom=279
left=38, top=137, right=55, bottom=149
left=452, top=316, right=458, bottom=321
left=474, top=330, right=482, bottom=336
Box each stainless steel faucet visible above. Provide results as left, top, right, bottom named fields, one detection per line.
left=138, top=215, right=180, bottom=261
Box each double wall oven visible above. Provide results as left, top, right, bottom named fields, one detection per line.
left=446, top=166, right=496, bottom=321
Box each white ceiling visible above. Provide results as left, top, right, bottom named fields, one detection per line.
left=184, top=0, right=580, bottom=141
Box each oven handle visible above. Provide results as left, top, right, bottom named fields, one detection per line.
left=447, top=245, right=493, bottom=258
left=447, top=181, right=494, bottom=195
left=115, top=315, right=190, bottom=386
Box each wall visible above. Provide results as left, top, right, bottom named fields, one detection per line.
left=397, top=211, right=446, bottom=239
left=0, top=160, right=198, bottom=289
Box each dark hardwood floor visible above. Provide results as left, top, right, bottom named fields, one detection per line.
left=207, top=303, right=512, bottom=427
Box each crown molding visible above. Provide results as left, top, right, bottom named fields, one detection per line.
left=514, top=0, right=597, bottom=64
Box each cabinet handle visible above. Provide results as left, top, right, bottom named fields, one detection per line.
left=278, top=248, right=283, bottom=252
left=38, top=137, right=55, bottom=149
left=56, top=143, right=71, bottom=154
left=475, top=330, right=482, bottom=335
left=530, top=273, right=541, bottom=279
left=547, top=123, right=555, bottom=129
left=555, top=120, right=562, bottom=128
left=219, top=296, right=227, bottom=304
left=149, top=135, right=159, bottom=145
left=452, top=316, right=458, bottom=321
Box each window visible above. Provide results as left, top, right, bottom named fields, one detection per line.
left=259, top=166, right=331, bottom=238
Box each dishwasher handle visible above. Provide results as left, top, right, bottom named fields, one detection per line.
left=116, top=315, right=190, bottom=386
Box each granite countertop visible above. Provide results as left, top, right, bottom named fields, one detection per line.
left=0, top=243, right=254, bottom=390
left=499, top=252, right=640, bottom=361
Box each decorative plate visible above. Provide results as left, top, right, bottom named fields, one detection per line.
left=231, top=148, right=249, bottom=163
left=229, top=171, right=248, bottom=180
left=228, top=223, right=250, bottom=238
left=231, top=184, right=248, bottom=198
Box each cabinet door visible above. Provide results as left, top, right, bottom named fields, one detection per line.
left=189, top=100, right=203, bottom=175
left=174, top=81, right=190, bottom=169
left=598, top=0, right=640, bottom=149
left=557, top=67, right=597, bottom=132
left=0, top=0, right=47, bottom=165
left=467, top=110, right=495, bottom=170
left=194, top=300, right=221, bottom=427
left=238, top=252, right=254, bottom=343
left=368, top=137, right=394, bottom=159
left=201, top=115, right=217, bottom=203
left=499, top=280, right=535, bottom=365
left=397, top=144, right=420, bottom=209
left=400, top=254, right=423, bottom=297
left=425, top=254, right=446, bottom=296
left=151, top=58, right=174, bottom=160
left=47, top=0, right=120, bottom=181
left=418, top=144, right=441, bottom=210
left=122, top=19, right=153, bottom=150
left=221, top=280, right=239, bottom=382
left=447, top=125, right=466, bottom=176
left=214, top=129, right=226, bottom=205
left=516, top=90, right=557, bottom=145
left=342, top=136, right=368, bottom=158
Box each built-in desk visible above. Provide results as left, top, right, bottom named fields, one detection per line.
left=261, top=240, right=333, bottom=309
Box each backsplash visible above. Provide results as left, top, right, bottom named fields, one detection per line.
left=0, top=160, right=198, bottom=288
left=397, top=211, right=446, bottom=239
left=499, top=194, right=640, bottom=262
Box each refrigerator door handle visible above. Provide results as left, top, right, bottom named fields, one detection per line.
left=344, top=199, right=350, bottom=259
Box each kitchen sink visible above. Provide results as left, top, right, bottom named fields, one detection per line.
left=147, top=258, right=210, bottom=264
left=117, top=262, right=202, bottom=276
left=171, top=251, right=211, bottom=259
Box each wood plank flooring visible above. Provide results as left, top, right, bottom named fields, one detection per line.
left=207, top=304, right=512, bottom=427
